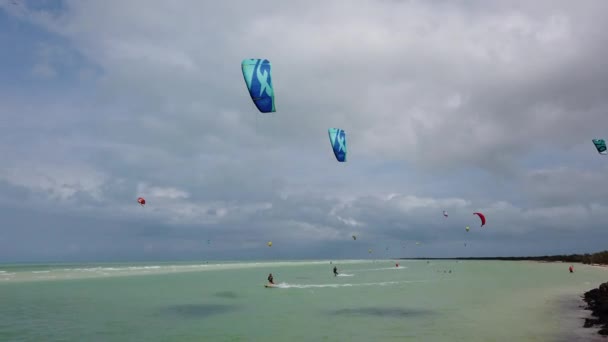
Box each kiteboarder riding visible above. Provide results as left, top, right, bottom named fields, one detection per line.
left=333, top=266, right=338, bottom=276
left=267, top=273, right=274, bottom=284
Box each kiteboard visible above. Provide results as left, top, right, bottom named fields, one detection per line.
left=264, top=283, right=277, bottom=288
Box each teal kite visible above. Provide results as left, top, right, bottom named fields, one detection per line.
left=328, top=128, right=347, bottom=162
left=241, top=59, right=276, bottom=113
left=592, top=139, right=607, bottom=155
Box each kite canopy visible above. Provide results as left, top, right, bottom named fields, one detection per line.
left=443, top=210, right=448, bottom=218
left=592, top=139, right=607, bottom=155
left=465, top=226, right=470, bottom=232
left=474, top=212, right=486, bottom=227
left=137, top=197, right=146, bottom=206
left=267, top=241, right=272, bottom=247
left=328, top=128, right=347, bottom=162
left=352, top=235, right=357, bottom=240
left=241, top=59, right=275, bottom=113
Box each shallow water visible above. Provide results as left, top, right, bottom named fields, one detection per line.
left=0, top=260, right=605, bottom=341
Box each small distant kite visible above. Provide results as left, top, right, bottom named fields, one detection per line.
left=443, top=211, right=448, bottom=218
left=465, top=226, right=470, bottom=232
left=137, top=197, right=146, bottom=206
left=352, top=235, right=357, bottom=240
left=267, top=241, right=273, bottom=247
left=592, top=139, right=607, bottom=155
left=474, top=212, right=486, bottom=227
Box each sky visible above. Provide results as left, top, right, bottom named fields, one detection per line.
left=1, top=0, right=608, bottom=263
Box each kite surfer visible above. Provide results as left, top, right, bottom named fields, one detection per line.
left=333, top=266, right=338, bottom=276
left=569, top=265, right=574, bottom=273
left=267, top=273, right=274, bottom=284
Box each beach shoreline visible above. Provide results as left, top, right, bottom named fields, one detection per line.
left=395, top=257, right=608, bottom=337
left=553, top=292, right=604, bottom=342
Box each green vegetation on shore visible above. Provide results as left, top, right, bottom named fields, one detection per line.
left=400, top=250, right=608, bottom=264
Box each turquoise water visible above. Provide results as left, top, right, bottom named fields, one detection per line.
left=0, top=260, right=605, bottom=341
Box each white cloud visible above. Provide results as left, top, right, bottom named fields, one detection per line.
left=137, top=183, right=190, bottom=200
left=0, top=163, right=106, bottom=201
left=388, top=195, right=471, bottom=212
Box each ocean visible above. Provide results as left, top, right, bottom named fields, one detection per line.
left=0, top=260, right=605, bottom=341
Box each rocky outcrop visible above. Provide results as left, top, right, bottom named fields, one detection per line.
left=583, top=282, right=608, bottom=335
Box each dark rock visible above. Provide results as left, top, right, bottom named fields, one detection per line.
left=582, top=281, right=608, bottom=335
left=584, top=318, right=599, bottom=328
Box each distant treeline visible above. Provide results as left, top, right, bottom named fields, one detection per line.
left=401, top=250, right=608, bottom=265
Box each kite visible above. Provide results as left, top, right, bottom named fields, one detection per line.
left=592, top=139, right=607, bottom=155
left=474, top=212, right=486, bottom=227
left=241, top=59, right=275, bottom=113
left=328, top=128, right=347, bottom=162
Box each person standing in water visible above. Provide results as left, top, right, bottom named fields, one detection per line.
left=569, top=265, right=574, bottom=273
left=267, top=273, right=274, bottom=284
left=333, top=266, right=338, bottom=276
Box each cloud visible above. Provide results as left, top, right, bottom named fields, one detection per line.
left=0, top=0, right=607, bottom=261
left=0, top=163, right=106, bottom=202
left=137, top=183, right=189, bottom=200
left=522, top=166, right=608, bottom=207
left=30, top=62, right=56, bottom=78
